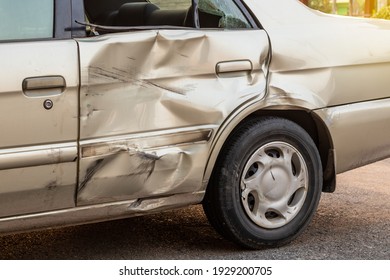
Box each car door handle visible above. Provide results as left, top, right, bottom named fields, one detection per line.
left=216, top=60, right=253, bottom=75
left=22, top=76, right=66, bottom=97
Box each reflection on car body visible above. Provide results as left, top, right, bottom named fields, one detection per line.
left=1, top=0, right=390, bottom=249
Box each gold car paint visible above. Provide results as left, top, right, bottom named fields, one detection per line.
left=3, top=0, right=390, bottom=234
left=0, top=40, right=79, bottom=217
left=245, top=0, right=390, bottom=173
left=0, top=192, right=204, bottom=234
left=315, top=99, right=390, bottom=173
left=76, top=29, right=269, bottom=206
left=0, top=26, right=269, bottom=232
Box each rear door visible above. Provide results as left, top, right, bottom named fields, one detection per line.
left=76, top=0, right=269, bottom=205
left=0, top=0, right=79, bottom=217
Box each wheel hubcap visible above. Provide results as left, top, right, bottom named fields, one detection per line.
left=240, top=141, right=309, bottom=229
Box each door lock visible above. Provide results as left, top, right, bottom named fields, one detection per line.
left=43, top=99, right=54, bottom=110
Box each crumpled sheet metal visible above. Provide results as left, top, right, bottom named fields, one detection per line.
left=76, top=29, right=268, bottom=205
left=77, top=144, right=207, bottom=205
left=78, top=29, right=267, bottom=139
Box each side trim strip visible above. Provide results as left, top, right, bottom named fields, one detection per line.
left=81, top=127, right=214, bottom=158
left=0, top=143, right=77, bottom=170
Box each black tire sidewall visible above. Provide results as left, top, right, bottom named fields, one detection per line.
left=217, top=118, right=322, bottom=246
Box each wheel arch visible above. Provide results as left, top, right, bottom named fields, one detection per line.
left=204, top=107, right=336, bottom=193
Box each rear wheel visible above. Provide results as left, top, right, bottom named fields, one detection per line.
left=203, top=117, right=322, bottom=248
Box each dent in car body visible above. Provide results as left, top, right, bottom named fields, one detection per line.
left=4, top=0, right=390, bottom=235
left=76, top=28, right=269, bottom=205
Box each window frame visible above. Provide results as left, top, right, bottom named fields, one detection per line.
left=71, top=0, right=87, bottom=38
left=55, top=0, right=73, bottom=39
left=232, top=0, right=260, bottom=28
left=72, top=0, right=261, bottom=38
left=233, top=0, right=262, bottom=29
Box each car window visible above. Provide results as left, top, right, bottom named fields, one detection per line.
left=83, top=0, right=251, bottom=31
left=198, top=0, right=251, bottom=28
left=0, top=0, right=54, bottom=41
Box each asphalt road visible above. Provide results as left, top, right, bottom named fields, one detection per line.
left=0, top=159, right=389, bottom=260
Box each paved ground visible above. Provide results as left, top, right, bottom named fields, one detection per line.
left=0, top=160, right=389, bottom=260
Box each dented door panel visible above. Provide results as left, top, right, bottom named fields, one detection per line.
left=78, top=141, right=211, bottom=205
left=76, top=29, right=269, bottom=205
left=77, top=30, right=268, bottom=139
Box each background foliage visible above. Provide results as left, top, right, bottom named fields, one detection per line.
left=373, top=6, right=390, bottom=19
left=309, top=0, right=332, bottom=13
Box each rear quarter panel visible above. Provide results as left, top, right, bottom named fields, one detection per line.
left=245, top=0, right=390, bottom=173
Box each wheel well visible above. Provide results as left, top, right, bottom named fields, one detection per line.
left=224, top=109, right=336, bottom=193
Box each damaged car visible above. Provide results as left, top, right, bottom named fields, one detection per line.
left=1, top=0, right=390, bottom=249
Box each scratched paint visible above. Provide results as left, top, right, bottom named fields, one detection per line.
left=76, top=29, right=269, bottom=205
left=3, top=0, right=390, bottom=236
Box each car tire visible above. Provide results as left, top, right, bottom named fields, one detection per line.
left=203, top=117, right=323, bottom=249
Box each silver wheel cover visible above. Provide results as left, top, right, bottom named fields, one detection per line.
left=240, top=141, right=309, bottom=229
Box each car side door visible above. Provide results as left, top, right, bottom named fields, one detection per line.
left=76, top=0, right=270, bottom=206
left=0, top=0, right=79, bottom=218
